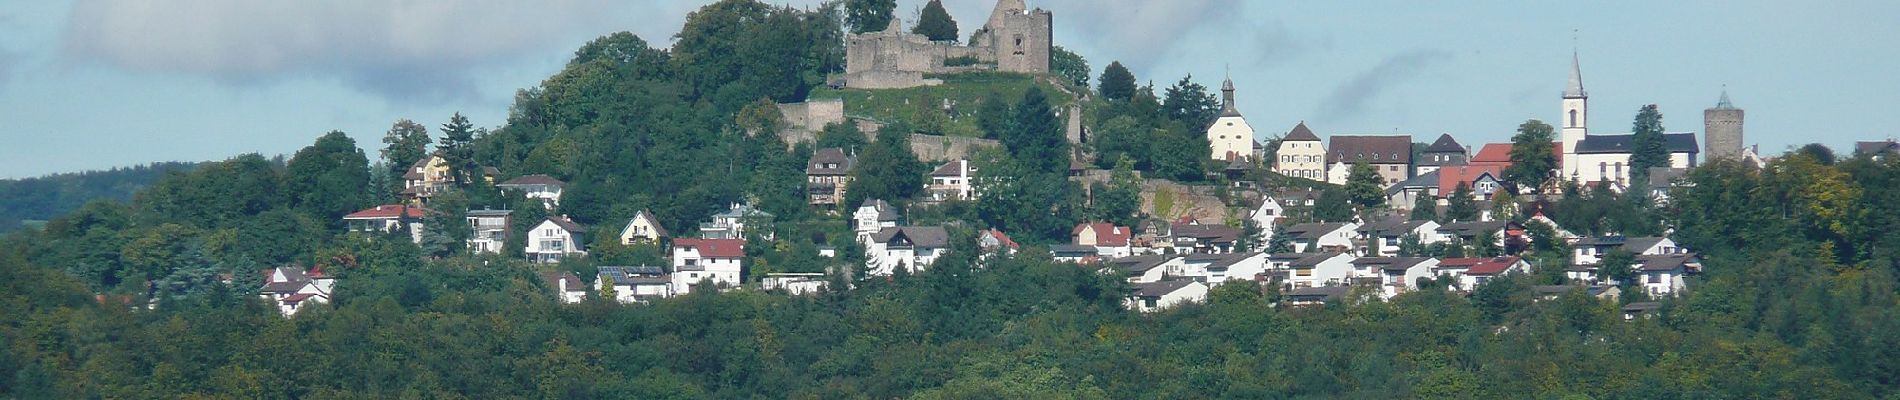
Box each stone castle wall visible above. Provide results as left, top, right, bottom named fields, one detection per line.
left=908, top=134, right=999, bottom=162
left=841, top=0, right=1052, bottom=89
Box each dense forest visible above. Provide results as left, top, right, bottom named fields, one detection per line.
left=4, top=0, right=1900, bottom=398
left=0, top=162, right=197, bottom=232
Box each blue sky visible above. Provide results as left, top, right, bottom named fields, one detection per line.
left=1, top=0, right=1895, bottom=178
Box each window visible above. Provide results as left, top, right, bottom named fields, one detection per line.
left=1569, top=109, right=1578, bottom=127
left=1143, top=298, right=1157, bottom=308
left=1600, top=162, right=1607, bottom=177
left=1614, top=162, right=1623, bottom=178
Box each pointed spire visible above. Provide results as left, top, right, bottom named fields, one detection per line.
left=1563, top=50, right=1586, bottom=98
left=1219, top=73, right=1240, bottom=117
left=1714, top=85, right=1736, bottom=109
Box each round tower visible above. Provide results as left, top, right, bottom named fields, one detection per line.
left=1703, top=89, right=1745, bottom=160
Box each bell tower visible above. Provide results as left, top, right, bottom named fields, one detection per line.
left=1560, top=50, right=1588, bottom=179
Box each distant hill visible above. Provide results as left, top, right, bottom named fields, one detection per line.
left=0, top=162, right=198, bottom=232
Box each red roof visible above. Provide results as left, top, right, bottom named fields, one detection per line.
left=674, top=238, right=745, bottom=258
left=1437, top=165, right=1504, bottom=195
left=1466, top=256, right=1523, bottom=276
left=1071, top=223, right=1131, bottom=247
left=1437, top=258, right=1485, bottom=268
left=984, top=229, right=1019, bottom=249
left=344, top=204, right=429, bottom=220
left=1471, top=143, right=1565, bottom=169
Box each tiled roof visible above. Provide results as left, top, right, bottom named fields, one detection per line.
left=544, top=216, right=587, bottom=233
left=1636, top=253, right=1694, bottom=271
left=1286, top=285, right=1348, bottom=301
left=930, top=159, right=967, bottom=177
left=1855, top=140, right=1899, bottom=156
left=872, top=226, right=950, bottom=248
left=808, top=148, right=854, bottom=175
left=1290, top=252, right=1346, bottom=267
left=344, top=204, right=429, bottom=220
left=1283, top=122, right=1320, bottom=142
left=1284, top=223, right=1345, bottom=241
left=1351, top=257, right=1434, bottom=271
left=540, top=271, right=589, bottom=292
left=1438, top=221, right=1506, bottom=237
left=626, top=210, right=668, bottom=237
left=1574, top=133, right=1699, bottom=154
left=1072, top=223, right=1132, bottom=247
left=1355, top=219, right=1431, bottom=237
left=674, top=238, right=746, bottom=258
left=1106, top=254, right=1177, bottom=274
left=1465, top=256, right=1522, bottom=275
left=1171, top=224, right=1240, bottom=243
left=1436, top=164, right=1504, bottom=196
left=1327, top=135, right=1412, bottom=165
left=1423, top=134, right=1465, bottom=153
left=1049, top=244, right=1099, bottom=255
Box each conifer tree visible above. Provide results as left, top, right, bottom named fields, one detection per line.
left=1098, top=61, right=1136, bottom=101
left=911, top=0, right=957, bottom=41
left=1629, top=104, right=1669, bottom=185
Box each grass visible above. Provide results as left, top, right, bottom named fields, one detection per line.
left=809, top=72, right=1079, bottom=138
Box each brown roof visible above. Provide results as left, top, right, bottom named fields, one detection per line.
left=808, top=148, right=853, bottom=175
left=1284, top=122, right=1320, bottom=142
left=1130, top=279, right=1200, bottom=298
left=1172, top=224, right=1241, bottom=243
left=930, top=159, right=967, bottom=177
left=343, top=204, right=429, bottom=220
left=544, top=216, right=586, bottom=233
left=1327, top=135, right=1412, bottom=165
left=674, top=238, right=746, bottom=259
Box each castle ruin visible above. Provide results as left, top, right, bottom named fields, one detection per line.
left=842, top=0, right=1052, bottom=89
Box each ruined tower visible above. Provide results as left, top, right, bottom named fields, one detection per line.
left=970, top=0, right=1052, bottom=74
left=1703, top=89, right=1745, bottom=160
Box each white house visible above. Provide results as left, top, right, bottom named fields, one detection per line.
left=1556, top=52, right=1700, bottom=185
left=1207, top=78, right=1257, bottom=161
left=525, top=216, right=587, bottom=263
left=1274, top=122, right=1327, bottom=180
left=1284, top=286, right=1350, bottom=307
left=1573, top=236, right=1683, bottom=266
left=1248, top=198, right=1285, bottom=241
left=1101, top=254, right=1182, bottom=283
left=539, top=271, right=589, bottom=304
left=762, top=273, right=828, bottom=295
left=1050, top=244, right=1101, bottom=264
left=258, top=266, right=334, bottom=316
left=854, top=199, right=900, bottom=239
left=598, top=266, right=672, bottom=303
left=1354, top=219, right=1442, bottom=256
left=1170, top=224, right=1242, bottom=254
left=926, top=159, right=976, bottom=201
left=1203, top=252, right=1270, bottom=285
left=342, top=204, right=428, bottom=244
left=466, top=209, right=512, bottom=254
left=701, top=203, right=774, bottom=240
left=670, top=238, right=745, bottom=295
left=496, top=174, right=565, bottom=211
left=1276, top=252, right=1357, bottom=290
left=1284, top=222, right=1360, bottom=253
left=1125, top=280, right=1209, bottom=312
left=619, top=209, right=668, bottom=245
left=865, top=226, right=950, bottom=276
left=1352, top=257, right=1438, bottom=299
left=1434, top=256, right=1530, bottom=290
left=1636, top=253, right=1699, bottom=296
left=1072, top=222, right=1134, bottom=259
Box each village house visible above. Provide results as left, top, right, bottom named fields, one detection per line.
left=1353, top=257, right=1439, bottom=299
left=853, top=199, right=900, bottom=239
left=1636, top=253, right=1700, bottom=296
left=1248, top=197, right=1285, bottom=237
left=1050, top=244, right=1101, bottom=264
left=1325, top=134, right=1413, bottom=186
left=670, top=238, right=745, bottom=295
left=865, top=226, right=950, bottom=275
left=1284, top=285, right=1351, bottom=307
left=1354, top=219, right=1442, bottom=256
left=525, top=216, right=587, bottom=263
left=1169, top=224, right=1242, bottom=254
left=465, top=209, right=512, bottom=254
left=1276, top=252, right=1356, bottom=290
left=1202, top=252, right=1270, bottom=285
left=977, top=229, right=1019, bottom=258
left=618, top=209, right=668, bottom=245
left=1385, top=170, right=1440, bottom=212
left=539, top=271, right=588, bottom=304
left=1435, top=221, right=1508, bottom=243
left=1273, top=122, right=1327, bottom=180
left=1622, top=302, right=1662, bottom=320
left=258, top=266, right=334, bottom=316
left=1284, top=222, right=1359, bottom=253
left=1414, top=134, right=1469, bottom=176
left=400, top=154, right=498, bottom=205
left=926, top=159, right=976, bottom=202
left=1572, top=236, right=1684, bottom=266
left=343, top=204, right=428, bottom=243
left=1071, top=222, right=1133, bottom=259
left=1125, top=279, right=1209, bottom=312
left=807, top=147, right=854, bottom=206
left=700, top=203, right=773, bottom=240
left=1435, top=256, right=1530, bottom=290
left=762, top=273, right=829, bottom=295
left=496, top=174, right=565, bottom=211
left=1101, top=254, right=1182, bottom=283
left=598, top=266, right=672, bottom=303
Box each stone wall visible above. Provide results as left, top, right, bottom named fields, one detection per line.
left=840, top=0, right=1052, bottom=89
left=908, top=134, right=1000, bottom=162
left=777, top=98, right=845, bottom=133
left=1070, top=169, right=1247, bottom=225
left=1703, top=108, right=1744, bottom=160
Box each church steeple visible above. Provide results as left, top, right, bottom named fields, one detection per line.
left=1219, top=75, right=1240, bottom=117
left=1563, top=50, right=1586, bottom=99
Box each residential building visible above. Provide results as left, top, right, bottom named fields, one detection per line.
left=1353, top=257, right=1438, bottom=299
left=1207, top=77, right=1258, bottom=161
left=1273, top=122, right=1326, bottom=180
left=343, top=204, right=428, bottom=243
left=865, top=226, right=950, bottom=275
left=1284, top=222, right=1359, bottom=253
left=1284, top=286, right=1349, bottom=307
left=599, top=266, right=672, bottom=303
left=539, top=271, right=588, bottom=304
left=1125, top=280, right=1209, bottom=312
left=1437, top=164, right=1505, bottom=203
left=619, top=209, right=668, bottom=245
left=1169, top=224, right=1241, bottom=254
left=1354, top=219, right=1441, bottom=256
left=853, top=199, right=900, bottom=238
left=525, top=216, right=587, bottom=263
left=1385, top=170, right=1440, bottom=212
left=466, top=209, right=512, bottom=254
left=762, top=273, right=828, bottom=295
left=496, top=174, right=565, bottom=211
left=1435, top=256, right=1529, bottom=290
left=399, top=154, right=452, bottom=205
left=926, top=159, right=976, bottom=201
left=1072, top=222, right=1133, bottom=258
left=1276, top=252, right=1356, bottom=289
left=1855, top=139, right=1899, bottom=159
left=1636, top=253, right=1700, bottom=296
left=1622, top=302, right=1662, bottom=320
left=1203, top=252, right=1270, bottom=285
left=1248, top=196, right=1286, bottom=236
left=978, top=229, right=1019, bottom=258
left=700, top=203, right=773, bottom=240
left=1102, top=254, right=1182, bottom=283
left=671, top=238, right=745, bottom=295
left=808, top=147, right=854, bottom=206
left=1572, top=236, right=1684, bottom=266
left=1415, top=133, right=1468, bottom=176
left=258, top=266, right=334, bottom=316
left=1326, top=135, right=1413, bottom=185
left=1050, top=244, right=1102, bottom=264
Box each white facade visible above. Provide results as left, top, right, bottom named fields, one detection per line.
left=762, top=273, right=829, bottom=295
left=1377, top=259, right=1440, bottom=299
left=670, top=239, right=744, bottom=295
left=864, top=227, right=949, bottom=276
left=1249, top=199, right=1284, bottom=241
left=926, top=159, right=976, bottom=201
left=1205, top=252, right=1271, bottom=285
left=1209, top=115, right=1257, bottom=161
left=466, top=210, right=510, bottom=254
left=1125, top=281, right=1210, bottom=312
left=1274, top=123, right=1326, bottom=180
left=1282, top=253, right=1357, bottom=289
left=1291, top=222, right=1361, bottom=253
left=1574, top=151, right=1697, bottom=186
left=525, top=219, right=585, bottom=263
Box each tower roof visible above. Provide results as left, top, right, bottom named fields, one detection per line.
left=1563, top=51, right=1586, bottom=99
left=1712, top=88, right=1737, bottom=110
left=1219, top=77, right=1241, bottom=117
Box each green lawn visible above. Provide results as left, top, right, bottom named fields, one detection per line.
left=810, top=72, right=1080, bottom=138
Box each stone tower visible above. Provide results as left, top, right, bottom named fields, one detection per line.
left=972, top=0, right=1052, bottom=74
left=1703, top=89, right=1745, bottom=160
left=1559, top=51, right=1589, bottom=180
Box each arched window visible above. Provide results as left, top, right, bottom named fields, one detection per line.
left=1614, top=162, right=1623, bottom=178
left=1569, top=109, right=1579, bottom=127
left=1599, top=162, right=1607, bottom=177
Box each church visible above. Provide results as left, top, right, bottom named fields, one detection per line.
left=1206, top=77, right=1258, bottom=162
left=1556, top=52, right=1702, bottom=186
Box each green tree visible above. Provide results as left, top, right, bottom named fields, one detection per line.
left=976, top=92, right=1011, bottom=139
left=1089, top=116, right=1146, bottom=169
left=816, top=121, right=868, bottom=153
left=1446, top=183, right=1477, bottom=222
left=379, top=119, right=430, bottom=194
left=1504, top=119, right=1556, bottom=186
left=845, top=122, right=926, bottom=205
left=1798, top=143, right=1837, bottom=165
left=285, top=131, right=372, bottom=223
left=1089, top=156, right=1143, bottom=227
left=844, top=0, right=895, bottom=33
left=1597, top=249, right=1637, bottom=286
left=1629, top=104, right=1669, bottom=184
left=1471, top=229, right=1501, bottom=257
left=1313, top=187, right=1354, bottom=223
left=1097, top=61, right=1136, bottom=101
left=1001, top=86, right=1069, bottom=174
left=1345, top=161, right=1386, bottom=210
left=910, top=0, right=957, bottom=41
left=1266, top=223, right=1293, bottom=253
left=1410, top=194, right=1439, bottom=222
left=1148, top=128, right=1206, bottom=181
left=437, top=113, right=478, bottom=187
left=418, top=190, right=471, bottom=258
left=1050, top=46, right=1089, bottom=88
left=1161, top=74, right=1221, bottom=132
left=1490, top=190, right=1519, bottom=222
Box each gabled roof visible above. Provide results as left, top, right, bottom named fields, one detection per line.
left=623, top=210, right=668, bottom=238
left=543, top=216, right=587, bottom=233
left=1469, top=143, right=1564, bottom=166
left=1284, top=122, right=1320, bottom=142
left=1130, top=279, right=1200, bottom=298
left=1284, top=223, right=1346, bottom=241
left=1623, top=237, right=1668, bottom=252
left=1289, top=252, right=1348, bottom=267
left=1855, top=140, right=1899, bottom=156
left=673, top=238, right=745, bottom=258
left=1438, top=221, right=1506, bottom=237
left=872, top=226, right=950, bottom=248
left=344, top=204, right=429, bottom=220
left=981, top=229, right=1019, bottom=250
left=808, top=148, right=854, bottom=175
left=1286, top=285, right=1349, bottom=301
left=712, top=203, right=774, bottom=219
left=929, top=159, right=967, bottom=177
left=1106, top=254, right=1177, bottom=274
left=1049, top=244, right=1099, bottom=255
left=466, top=209, right=513, bottom=217
left=498, top=174, right=565, bottom=188
left=1423, top=134, right=1465, bottom=153
left=1574, top=133, right=1699, bottom=154
left=859, top=199, right=900, bottom=221
left=1356, top=219, right=1433, bottom=237
left=1647, top=167, right=1689, bottom=188
left=1327, top=135, right=1412, bottom=165
left=597, top=266, right=669, bottom=285
left=540, top=271, right=590, bottom=292
left=1386, top=170, right=1440, bottom=195
left=1466, top=256, right=1523, bottom=275
left=1171, top=224, right=1241, bottom=243
left=1437, top=164, right=1505, bottom=195
left=1206, top=252, right=1261, bottom=269
left=1636, top=253, right=1695, bottom=271
left=1072, top=223, right=1132, bottom=247
left=1351, top=257, right=1434, bottom=271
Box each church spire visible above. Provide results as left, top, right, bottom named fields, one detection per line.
left=1563, top=50, right=1586, bottom=99
left=1219, top=69, right=1240, bottom=117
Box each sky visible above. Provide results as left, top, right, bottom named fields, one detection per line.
left=1, top=0, right=1896, bottom=178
